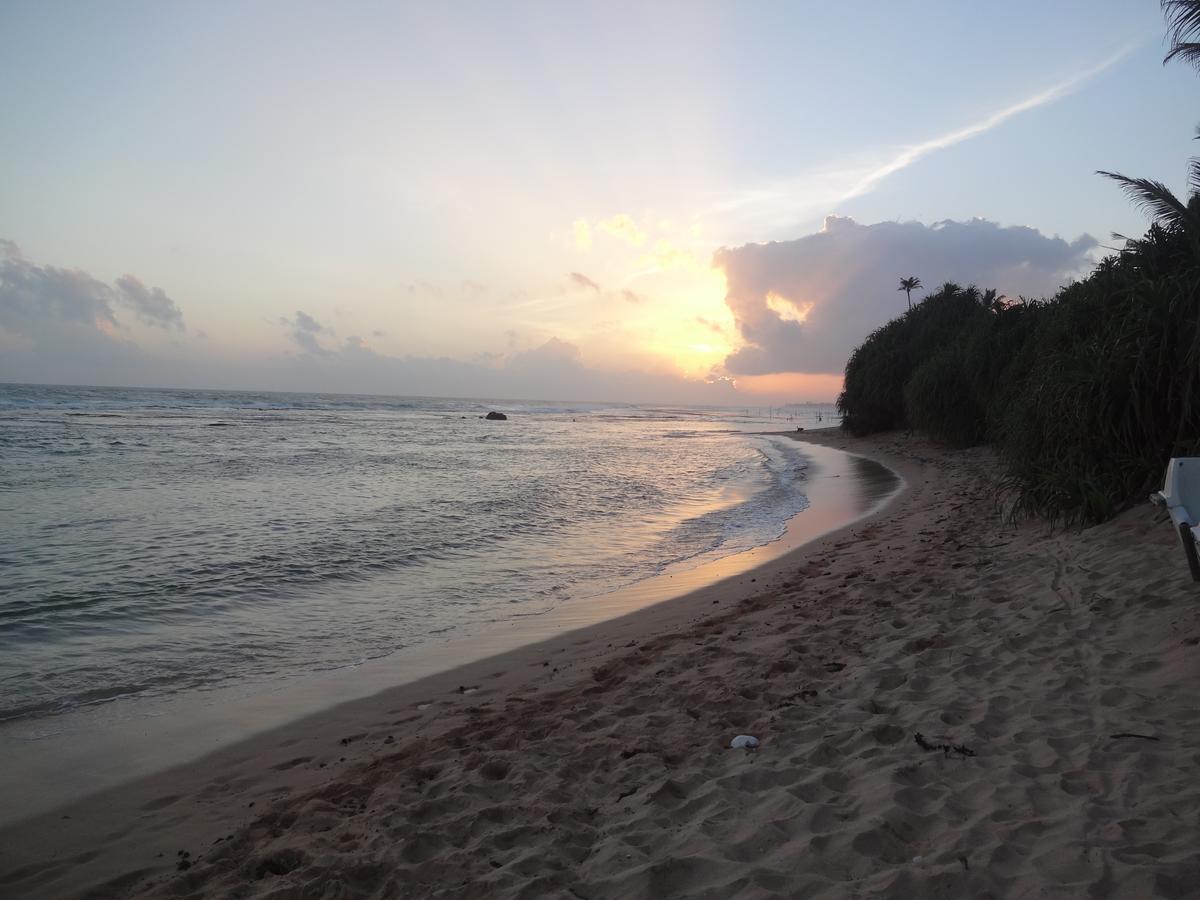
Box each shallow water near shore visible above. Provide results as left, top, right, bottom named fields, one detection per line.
left=2, top=385, right=839, bottom=727
left=0, top=389, right=898, bottom=823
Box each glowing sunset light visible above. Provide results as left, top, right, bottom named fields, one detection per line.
left=0, top=2, right=1181, bottom=404
left=765, top=293, right=816, bottom=324
left=737, top=373, right=846, bottom=401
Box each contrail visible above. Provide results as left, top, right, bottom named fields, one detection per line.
left=712, top=42, right=1143, bottom=227
left=841, top=43, right=1140, bottom=201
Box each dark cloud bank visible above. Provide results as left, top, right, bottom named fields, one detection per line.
left=716, top=216, right=1097, bottom=376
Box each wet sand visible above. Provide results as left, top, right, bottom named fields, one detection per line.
left=3, top=431, right=1199, bottom=898
left=0, top=437, right=898, bottom=828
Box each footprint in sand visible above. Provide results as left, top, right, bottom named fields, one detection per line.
left=139, top=794, right=182, bottom=811
left=271, top=756, right=313, bottom=772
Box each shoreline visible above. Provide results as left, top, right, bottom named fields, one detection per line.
left=0, top=436, right=901, bottom=821
left=0, top=435, right=899, bottom=829
left=4, top=431, right=1198, bottom=898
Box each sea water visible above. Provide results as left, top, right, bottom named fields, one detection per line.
left=0, top=384, right=837, bottom=726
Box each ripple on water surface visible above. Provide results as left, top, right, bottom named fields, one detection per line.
left=0, top=385, right=840, bottom=723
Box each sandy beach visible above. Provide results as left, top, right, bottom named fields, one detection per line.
left=3, top=430, right=1199, bottom=898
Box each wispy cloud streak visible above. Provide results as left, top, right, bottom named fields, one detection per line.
left=841, top=44, right=1138, bottom=201
left=713, top=44, right=1140, bottom=230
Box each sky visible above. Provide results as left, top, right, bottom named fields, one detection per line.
left=1, top=0, right=1196, bottom=404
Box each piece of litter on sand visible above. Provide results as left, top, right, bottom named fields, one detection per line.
left=730, top=735, right=760, bottom=749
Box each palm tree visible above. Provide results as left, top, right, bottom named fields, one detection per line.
left=1163, top=0, right=1200, bottom=69
left=1096, top=2, right=1200, bottom=245
left=1097, top=161, right=1200, bottom=242
left=898, top=276, right=922, bottom=310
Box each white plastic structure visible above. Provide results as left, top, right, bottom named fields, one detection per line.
left=1150, top=457, right=1200, bottom=581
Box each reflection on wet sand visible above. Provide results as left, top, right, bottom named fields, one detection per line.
left=0, top=435, right=903, bottom=824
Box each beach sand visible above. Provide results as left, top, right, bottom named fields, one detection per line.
left=3, top=431, right=1199, bottom=898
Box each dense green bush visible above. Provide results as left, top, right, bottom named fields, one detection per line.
left=904, top=347, right=985, bottom=448
left=836, top=224, right=1200, bottom=522
left=840, top=282, right=992, bottom=438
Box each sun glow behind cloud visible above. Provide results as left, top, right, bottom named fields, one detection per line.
left=765, top=293, right=814, bottom=324
left=549, top=44, right=1137, bottom=399
left=0, top=0, right=1165, bottom=404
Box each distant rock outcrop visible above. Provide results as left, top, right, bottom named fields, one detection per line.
left=484, top=411, right=508, bottom=420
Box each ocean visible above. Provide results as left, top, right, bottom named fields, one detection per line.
left=0, top=384, right=840, bottom=728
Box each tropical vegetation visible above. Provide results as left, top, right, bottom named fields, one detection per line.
left=836, top=1, right=1200, bottom=523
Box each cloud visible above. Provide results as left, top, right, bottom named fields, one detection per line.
left=568, top=271, right=601, bottom=292
left=293, top=310, right=326, bottom=333
left=715, top=216, right=1097, bottom=376
left=840, top=48, right=1135, bottom=204
left=114, top=274, right=185, bottom=330
left=598, top=214, right=648, bottom=246
left=0, top=241, right=174, bottom=384
left=0, top=244, right=813, bottom=403
left=714, top=45, right=1137, bottom=233
left=1, top=239, right=183, bottom=336
left=0, top=241, right=117, bottom=331
left=621, top=289, right=644, bottom=304
left=280, top=309, right=332, bottom=354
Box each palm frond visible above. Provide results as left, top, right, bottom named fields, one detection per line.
left=1163, top=1, right=1200, bottom=41
left=1097, top=170, right=1190, bottom=226
left=1165, top=41, right=1200, bottom=67
left=1189, top=156, right=1200, bottom=196
left=1162, top=1, right=1200, bottom=67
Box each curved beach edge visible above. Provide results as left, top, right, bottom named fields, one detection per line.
left=0, top=433, right=904, bottom=829
left=5, top=431, right=1199, bottom=899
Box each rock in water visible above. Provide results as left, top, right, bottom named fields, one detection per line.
left=484, top=411, right=508, bottom=420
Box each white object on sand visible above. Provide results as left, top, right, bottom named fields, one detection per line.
left=730, top=735, right=760, bottom=749
left=1150, top=458, right=1200, bottom=581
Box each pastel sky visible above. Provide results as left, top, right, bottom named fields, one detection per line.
left=1, top=1, right=1195, bottom=403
